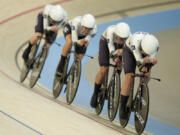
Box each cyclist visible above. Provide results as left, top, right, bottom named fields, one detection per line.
left=119, top=32, right=159, bottom=119
left=22, top=4, right=67, bottom=64
left=90, top=22, right=131, bottom=108
left=56, top=14, right=97, bottom=76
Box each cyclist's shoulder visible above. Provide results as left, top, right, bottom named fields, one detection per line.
left=68, top=16, right=81, bottom=30
left=70, top=16, right=81, bottom=25
left=128, top=32, right=148, bottom=45
left=125, top=34, right=141, bottom=51
left=103, top=25, right=116, bottom=38
left=106, top=25, right=116, bottom=33
left=131, top=32, right=150, bottom=40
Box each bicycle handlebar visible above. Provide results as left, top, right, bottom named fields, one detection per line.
left=49, top=39, right=93, bottom=59
left=134, top=74, right=161, bottom=82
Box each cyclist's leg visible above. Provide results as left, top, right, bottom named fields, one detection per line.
left=22, top=33, right=42, bottom=62
left=90, top=66, right=109, bottom=108
left=56, top=24, right=72, bottom=75
left=90, top=36, right=109, bottom=108
left=57, top=34, right=72, bottom=74
left=120, top=46, right=136, bottom=119
left=44, top=30, right=58, bottom=55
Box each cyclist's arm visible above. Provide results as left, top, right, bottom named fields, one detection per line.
left=132, top=46, right=143, bottom=64
left=83, top=25, right=97, bottom=47
left=106, top=31, right=116, bottom=56
left=71, top=23, right=81, bottom=45
left=43, top=15, right=53, bottom=32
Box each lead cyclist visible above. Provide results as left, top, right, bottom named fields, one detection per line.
left=119, top=32, right=159, bottom=120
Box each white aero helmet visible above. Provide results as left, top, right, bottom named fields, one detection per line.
left=49, top=5, right=65, bottom=22
left=141, top=34, right=159, bottom=55
left=81, top=14, right=96, bottom=28
left=115, top=22, right=131, bottom=38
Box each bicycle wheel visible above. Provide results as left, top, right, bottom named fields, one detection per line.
left=95, top=72, right=108, bottom=115
left=29, top=47, right=48, bottom=88
left=108, top=72, right=120, bottom=121
left=20, top=62, right=30, bottom=83
left=119, top=86, right=133, bottom=128
left=134, top=83, right=149, bottom=135
left=53, top=55, right=70, bottom=98
left=66, top=60, right=81, bottom=105
left=20, top=44, right=38, bottom=83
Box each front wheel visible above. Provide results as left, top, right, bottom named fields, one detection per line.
left=134, top=83, right=149, bottom=135
left=20, top=62, right=30, bottom=83
left=29, top=48, right=47, bottom=88
left=108, top=72, right=120, bottom=121
left=53, top=55, right=70, bottom=98
left=66, top=60, right=81, bottom=105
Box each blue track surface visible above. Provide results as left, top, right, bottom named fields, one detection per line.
left=38, top=8, right=180, bottom=135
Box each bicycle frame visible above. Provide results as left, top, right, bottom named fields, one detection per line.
left=96, top=61, right=121, bottom=120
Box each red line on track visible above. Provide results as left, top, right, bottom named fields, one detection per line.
left=0, top=70, right=127, bottom=135
left=0, top=0, right=72, bottom=25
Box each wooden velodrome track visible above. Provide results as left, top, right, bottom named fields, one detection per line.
left=0, top=0, right=180, bottom=134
